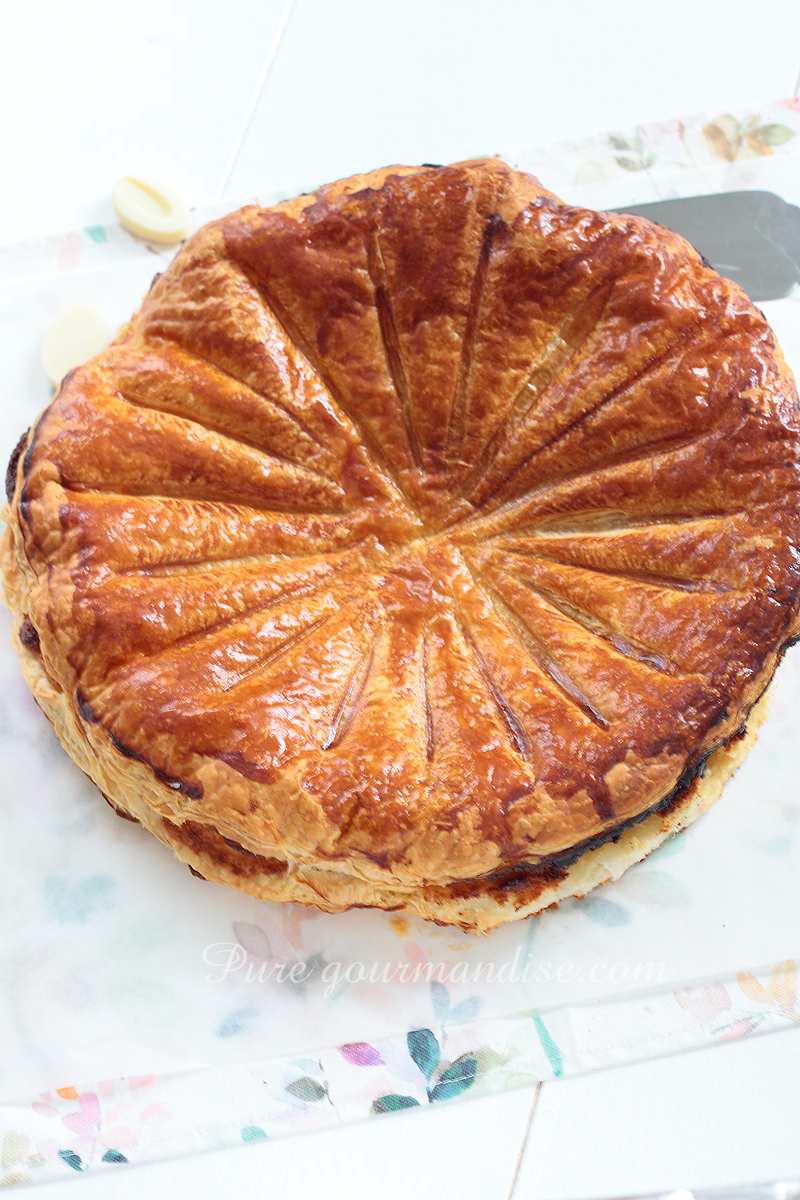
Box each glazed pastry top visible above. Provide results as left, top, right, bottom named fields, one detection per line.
left=10, top=160, right=800, bottom=887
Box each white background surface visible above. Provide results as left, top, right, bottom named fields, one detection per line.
left=2, top=1, right=800, bottom=1196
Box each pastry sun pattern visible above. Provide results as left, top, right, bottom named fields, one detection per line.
left=8, top=161, right=800, bottom=901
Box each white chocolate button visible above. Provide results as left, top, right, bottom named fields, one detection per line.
left=112, top=175, right=191, bottom=245
left=41, top=303, right=109, bottom=388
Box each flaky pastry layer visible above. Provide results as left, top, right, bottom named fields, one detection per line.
left=0, top=564, right=770, bottom=931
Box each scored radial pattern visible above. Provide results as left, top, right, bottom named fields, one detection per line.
left=18, top=161, right=800, bottom=877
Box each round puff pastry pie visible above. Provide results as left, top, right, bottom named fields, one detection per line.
left=3, top=160, right=800, bottom=932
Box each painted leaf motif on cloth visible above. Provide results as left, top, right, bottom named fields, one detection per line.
left=428, top=1055, right=477, bottom=1102
left=57, top=1150, right=83, bottom=1172
left=101, top=1150, right=129, bottom=1164
left=431, top=981, right=450, bottom=1022
left=371, top=1094, right=421, bottom=1114
left=339, top=1042, right=384, bottom=1066
left=1, top=1131, right=30, bottom=1170
left=532, top=1015, right=563, bottom=1077
left=233, top=922, right=272, bottom=962
left=770, top=960, right=798, bottom=1010
left=241, top=1126, right=268, bottom=1141
left=407, top=1029, right=440, bottom=1081
left=285, top=1077, right=327, bottom=1102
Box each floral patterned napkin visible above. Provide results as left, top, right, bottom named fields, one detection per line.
left=1, top=98, right=799, bottom=1189
left=503, top=96, right=800, bottom=210
left=1, top=958, right=798, bottom=1187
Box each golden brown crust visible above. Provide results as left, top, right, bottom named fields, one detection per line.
left=0, top=597, right=772, bottom=932
left=3, top=159, right=800, bottom=929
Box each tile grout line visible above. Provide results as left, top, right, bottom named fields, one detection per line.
left=507, top=1082, right=542, bottom=1200
left=214, top=0, right=298, bottom=203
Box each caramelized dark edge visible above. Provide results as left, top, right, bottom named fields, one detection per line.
left=19, top=615, right=40, bottom=653
left=5, top=429, right=30, bottom=503
left=107, top=732, right=204, bottom=800
left=442, top=663, right=787, bottom=904
left=163, top=817, right=288, bottom=879
left=101, top=792, right=140, bottom=823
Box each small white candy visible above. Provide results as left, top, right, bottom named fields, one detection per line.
left=41, top=303, right=109, bottom=388
left=112, top=175, right=191, bottom=245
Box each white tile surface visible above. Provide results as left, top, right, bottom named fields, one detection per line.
left=226, top=0, right=800, bottom=202
left=0, top=0, right=289, bottom=239
left=516, top=1028, right=800, bottom=1199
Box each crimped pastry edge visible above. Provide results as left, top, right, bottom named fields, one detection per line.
left=1, top=510, right=770, bottom=933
